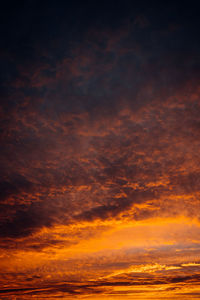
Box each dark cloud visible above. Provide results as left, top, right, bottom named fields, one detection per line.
left=1, top=95, right=200, bottom=239
left=1, top=273, right=200, bottom=298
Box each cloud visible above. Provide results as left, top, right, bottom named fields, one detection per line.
left=0, top=1, right=200, bottom=298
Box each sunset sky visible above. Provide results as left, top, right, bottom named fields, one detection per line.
left=1, top=1, right=200, bottom=299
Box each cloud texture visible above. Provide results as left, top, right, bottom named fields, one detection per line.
left=0, top=0, right=200, bottom=298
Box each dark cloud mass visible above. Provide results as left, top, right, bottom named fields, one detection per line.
left=0, top=0, right=200, bottom=299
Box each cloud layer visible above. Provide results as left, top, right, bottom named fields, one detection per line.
left=1, top=0, right=200, bottom=298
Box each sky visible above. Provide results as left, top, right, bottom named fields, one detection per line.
left=0, top=0, right=200, bottom=299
